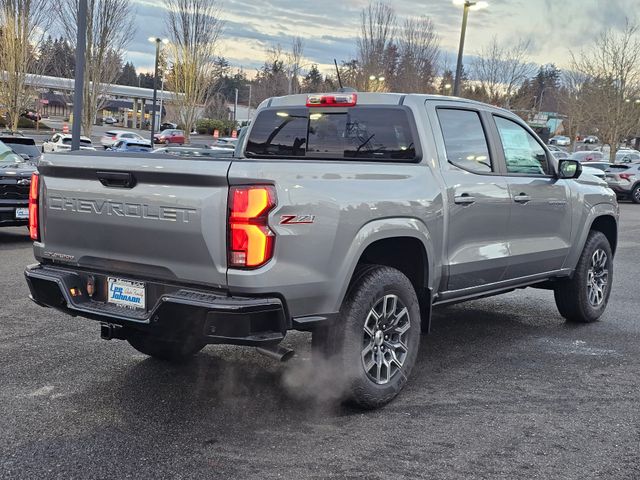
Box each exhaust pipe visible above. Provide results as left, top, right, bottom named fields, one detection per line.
left=256, top=344, right=295, bottom=362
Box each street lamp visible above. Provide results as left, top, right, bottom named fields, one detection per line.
left=453, top=0, right=488, bottom=96
left=444, top=83, right=452, bottom=95
left=148, top=37, right=169, bottom=144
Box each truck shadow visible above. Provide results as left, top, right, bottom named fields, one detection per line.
left=0, top=228, right=31, bottom=247
left=67, top=292, right=575, bottom=440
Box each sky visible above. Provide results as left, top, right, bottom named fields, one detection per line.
left=126, top=0, right=637, bottom=75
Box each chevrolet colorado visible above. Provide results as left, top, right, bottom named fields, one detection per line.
left=25, top=92, right=618, bottom=408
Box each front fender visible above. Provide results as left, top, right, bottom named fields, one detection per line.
left=563, top=202, right=619, bottom=271
left=330, top=217, right=437, bottom=313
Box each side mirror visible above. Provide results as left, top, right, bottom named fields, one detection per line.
left=558, top=159, right=582, bottom=179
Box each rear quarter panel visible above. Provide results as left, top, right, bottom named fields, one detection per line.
left=227, top=160, right=444, bottom=318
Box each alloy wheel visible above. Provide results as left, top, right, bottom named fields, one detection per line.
left=361, top=294, right=411, bottom=385
left=587, top=248, right=609, bottom=307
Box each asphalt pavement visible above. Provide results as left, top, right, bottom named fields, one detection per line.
left=1, top=205, right=639, bottom=479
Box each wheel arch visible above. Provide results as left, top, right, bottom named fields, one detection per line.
left=332, top=218, right=436, bottom=331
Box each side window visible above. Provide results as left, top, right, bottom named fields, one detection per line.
left=437, top=108, right=492, bottom=174
left=494, top=116, right=550, bottom=175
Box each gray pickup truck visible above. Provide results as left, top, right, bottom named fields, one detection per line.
left=25, top=92, right=618, bottom=408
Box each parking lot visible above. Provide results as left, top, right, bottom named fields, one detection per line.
left=0, top=204, right=638, bottom=479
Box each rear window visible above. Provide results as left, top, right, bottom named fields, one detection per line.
left=245, top=106, right=418, bottom=161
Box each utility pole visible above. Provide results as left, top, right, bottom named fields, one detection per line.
left=149, top=38, right=162, bottom=144
left=234, top=88, right=238, bottom=123
left=71, top=0, right=87, bottom=150
left=247, top=84, right=252, bottom=122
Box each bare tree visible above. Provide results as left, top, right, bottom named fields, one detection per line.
left=357, top=2, right=396, bottom=91
left=395, top=16, right=440, bottom=93
left=286, top=36, right=304, bottom=94
left=570, top=20, right=640, bottom=160
left=471, top=36, right=533, bottom=106
left=0, top=0, right=52, bottom=130
left=56, top=0, right=134, bottom=135
left=164, top=0, right=223, bottom=140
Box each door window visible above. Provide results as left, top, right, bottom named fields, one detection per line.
left=494, top=116, right=550, bottom=175
left=436, top=109, right=492, bottom=173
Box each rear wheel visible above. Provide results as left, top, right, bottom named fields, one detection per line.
left=127, top=332, right=205, bottom=362
left=554, top=231, right=613, bottom=323
left=631, top=184, right=640, bottom=204
left=313, top=265, right=421, bottom=409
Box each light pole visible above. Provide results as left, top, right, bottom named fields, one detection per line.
left=148, top=37, right=168, bottom=144
left=453, top=0, right=488, bottom=97
left=71, top=0, right=87, bottom=150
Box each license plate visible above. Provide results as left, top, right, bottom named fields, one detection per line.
left=15, top=207, right=29, bottom=219
left=107, top=277, right=146, bottom=310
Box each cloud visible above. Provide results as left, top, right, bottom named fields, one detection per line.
left=125, top=0, right=628, bottom=74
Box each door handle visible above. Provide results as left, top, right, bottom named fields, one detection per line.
left=514, top=194, right=531, bottom=204
left=97, top=171, right=136, bottom=189
left=454, top=194, right=476, bottom=205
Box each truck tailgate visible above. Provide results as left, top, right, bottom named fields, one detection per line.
left=36, top=153, right=230, bottom=289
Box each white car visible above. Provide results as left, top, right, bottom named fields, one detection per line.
left=100, top=130, right=149, bottom=149
left=549, top=135, right=571, bottom=146
left=42, top=133, right=96, bottom=153
left=580, top=165, right=606, bottom=180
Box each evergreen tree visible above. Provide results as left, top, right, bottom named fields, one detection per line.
left=118, top=62, right=138, bottom=86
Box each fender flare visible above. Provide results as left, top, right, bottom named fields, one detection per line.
left=330, top=217, right=436, bottom=314
left=564, top=203, right=618, bottom=271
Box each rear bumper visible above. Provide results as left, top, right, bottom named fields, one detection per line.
left=0, top=203, right=28, bottom=226
left=24, top=264, right=289, bottom=346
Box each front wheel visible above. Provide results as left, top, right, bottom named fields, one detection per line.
left=313, top=265, right=421, bottom=409
left=554, top=231, right=613, bottom=323
left=127, top=332, right=205, bottom=362
left=631, top=184, right=640, bottom=204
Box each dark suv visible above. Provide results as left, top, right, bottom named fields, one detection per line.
left=0, top=140, right=36, bottom=228
left=0, top=133, right=42, bottom=162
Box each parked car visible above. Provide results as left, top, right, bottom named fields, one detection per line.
left=42, top=133, right=96, bottom=153
left=154, top=146, right=233, bottom=158
left=153, top=129, right=185, bottom=145
left=0, top=133, right=42, bottom=162
left=211, top=137, right=238, bottom=149
left=581, top=161, right=611, bottom=172
left=107, top=139, right=153, bottom=153
left=584, top=135, right=600, bottom=144
left=549, top=135, right=571, bottom=146
left=569, top=151, right=604, bottom=162
left=615, top=150, right=640, bottom=164
left=25, top=92, right=618, bottom=409
left=100, top=130, right=149, bottom=149
left=605, top=163, right=640, bottom=203
left=20, top=110, right=41, bottom=122
left=580, top=165, right=606, bottom=180
left=0, top=140, right=36, bottom=228
left=104, top=117, right=118, bottom=125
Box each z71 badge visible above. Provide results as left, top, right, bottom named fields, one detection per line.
left=280, top=215, right=315, bottom=225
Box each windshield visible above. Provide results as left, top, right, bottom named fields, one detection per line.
left=0, top=140, right=24, bottom=163
left=246, top=106, right=418, bottom=161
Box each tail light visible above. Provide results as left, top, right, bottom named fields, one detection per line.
left=29, top=172, right=39, bottom=241
left=306, top=93, right=357, bottom=107
left=228, top=185, right=276, bottom=268
left=619, top=173, right=634, bottom=181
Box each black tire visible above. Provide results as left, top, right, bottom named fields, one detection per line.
left=313, top=265, right=421, bottom=409
left=631, top=184, right=640, bottom=204
left=127, top=332, right=205, bottom=362
left=554, top=231, right=613, bottom=323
